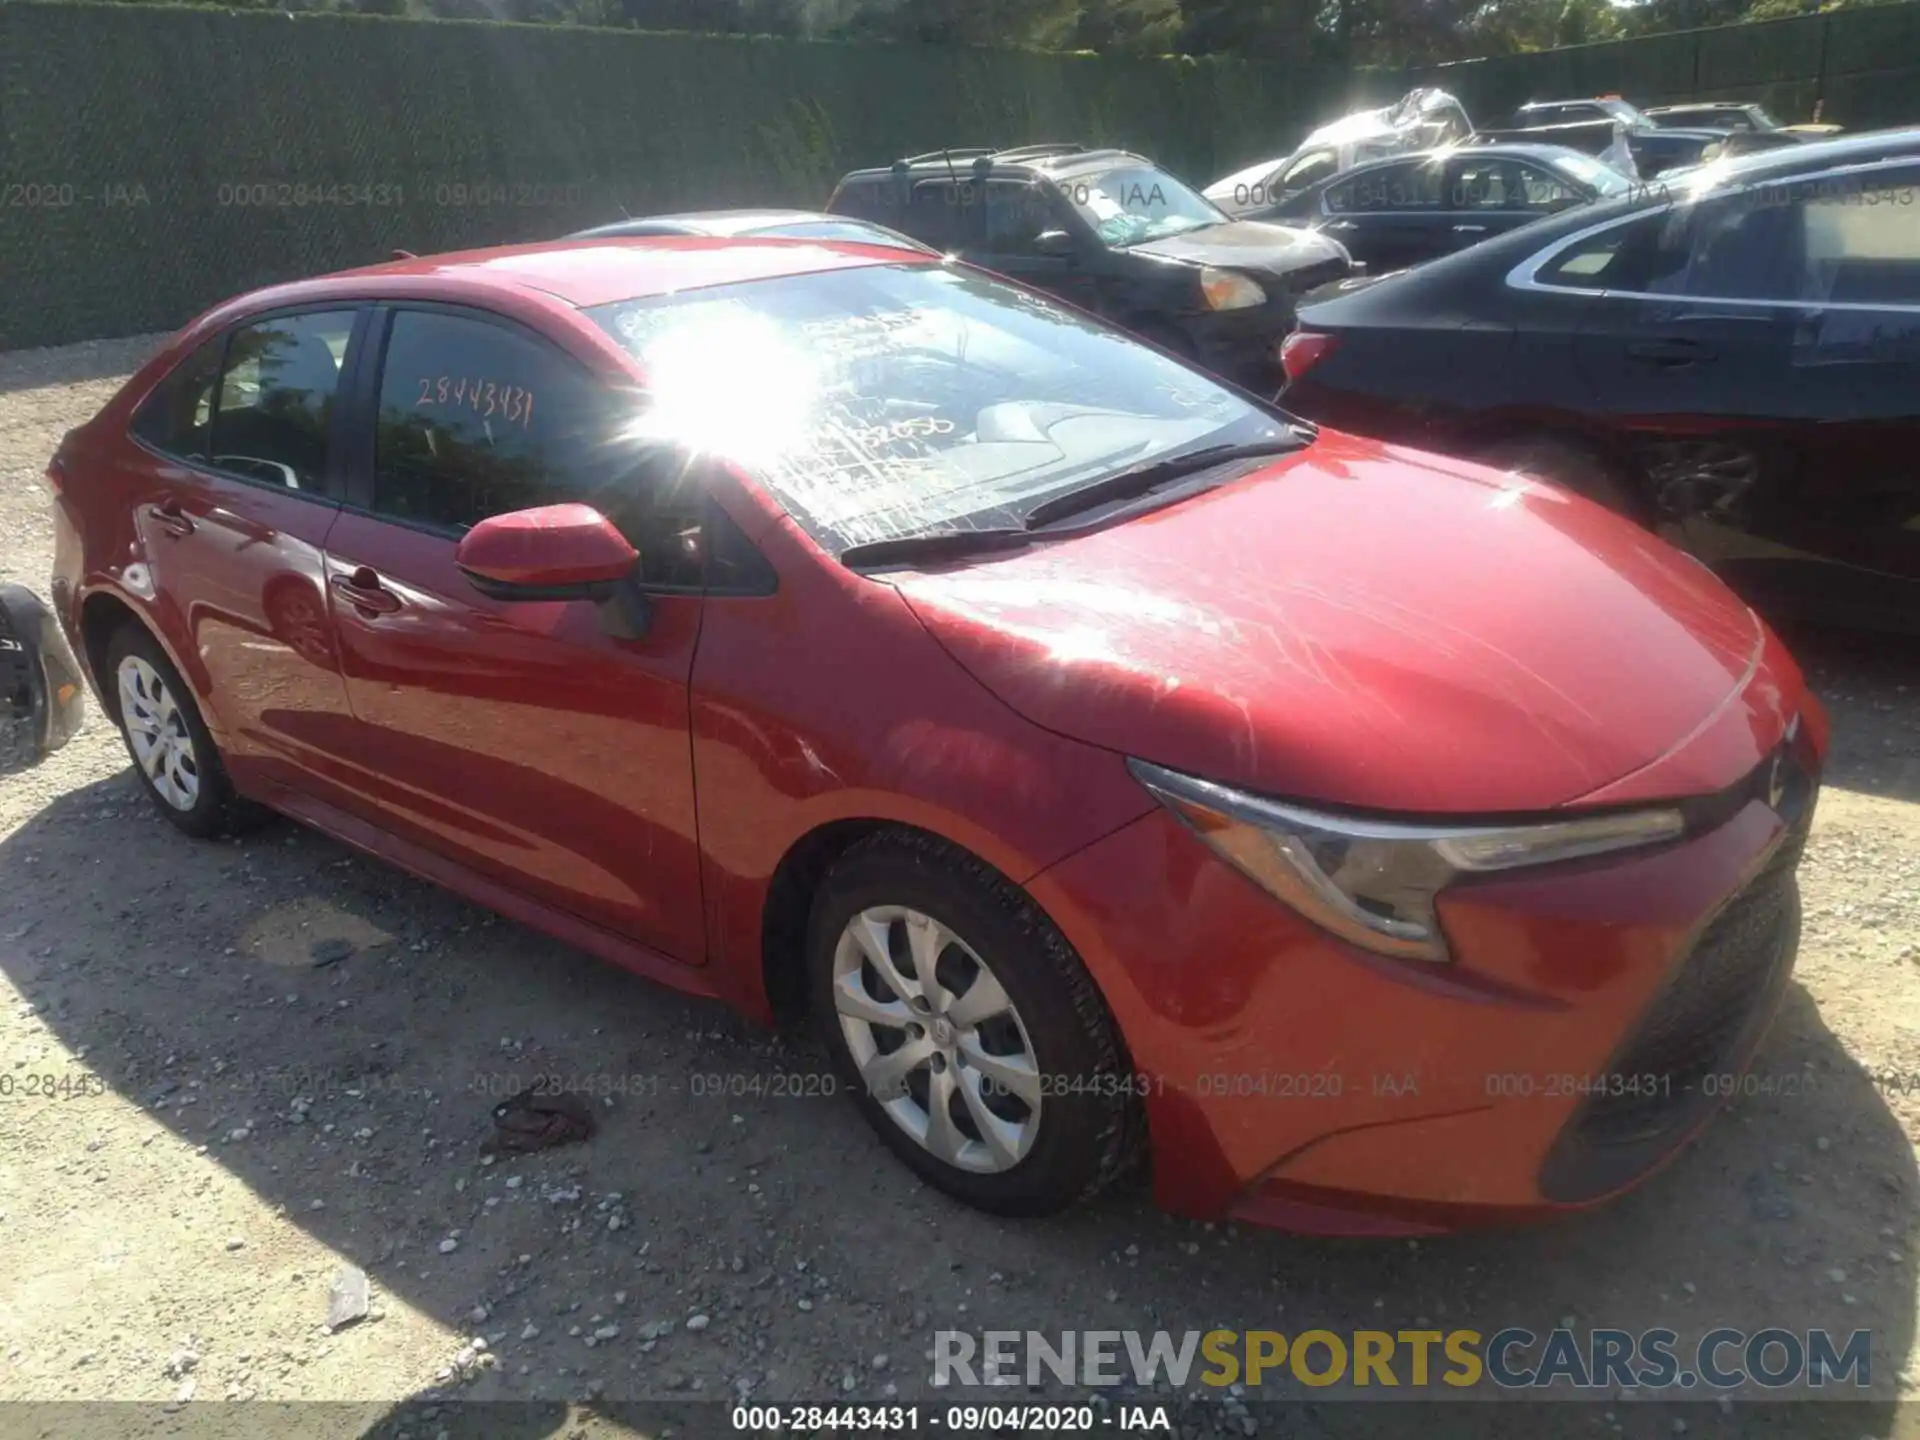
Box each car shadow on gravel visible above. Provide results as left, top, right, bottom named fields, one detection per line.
left=0, top=758, right=1914, bottom=1424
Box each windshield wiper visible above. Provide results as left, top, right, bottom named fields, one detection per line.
left=839, top=527, right=1034, bottom=570
left=1022, top=436, right=1303, bottom=528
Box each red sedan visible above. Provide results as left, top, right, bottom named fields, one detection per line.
left=44, top=237, right=1824, bottom=1233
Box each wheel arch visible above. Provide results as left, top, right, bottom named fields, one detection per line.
left=77, top=584, right=224, bottom=741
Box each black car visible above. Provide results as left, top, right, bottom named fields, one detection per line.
left=1244, top=143, right=1633, bottom=274
left=1645, top=102, right=1844, bottom=141
left=826, top=145, right=1353, bottom=387
left=568, top=209, right=937, bottom=254
left=1495, top=98, right=1728, bottom=178
left=1278, top=130, right=1920, bottom=632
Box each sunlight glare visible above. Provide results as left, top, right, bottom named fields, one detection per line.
left=621, top=306, right=822, bottom=468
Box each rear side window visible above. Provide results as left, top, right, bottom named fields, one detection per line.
left=1533, top=211, right=1689, bottom=292
left=371, top=309, right=618, bottom=532
left=828, top=179, right=890, bottom=224
left=1447, top=156, right=1578, bottom=212
left=834, top=177, right=963, bottom=249
left=131, top=339, right=223, bottom=459
left=212, top=311, right=356, bottom=489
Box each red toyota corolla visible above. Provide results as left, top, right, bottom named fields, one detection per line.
left=44, top=237, right=1824, bottom=1234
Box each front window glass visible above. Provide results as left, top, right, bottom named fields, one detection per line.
left=1055, top=164, right=1226, bottom=247
left=588, top=264, right=1285, bottom=554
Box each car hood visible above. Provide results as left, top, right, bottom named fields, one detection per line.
left=1128, top=221, right=1349, bottom=279
left=891, top=431, right=1773, bottom=815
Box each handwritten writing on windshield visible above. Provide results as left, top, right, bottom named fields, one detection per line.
left=413, top=376, right=535, bottom=429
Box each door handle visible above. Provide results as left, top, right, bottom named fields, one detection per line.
left=1322, top=220, right=1357, bottom=232
left=1626, top=338, right=1714, bottom=367
left=145, top=500, right=194, bottom=538
left=329, top=567, right=402, bottom=616
left=1451, top=223, right=1489, bottom=234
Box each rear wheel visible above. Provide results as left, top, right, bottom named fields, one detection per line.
left=808, top=831, right=1142, bottom=1217
left=1475, top=436, right=1645, bottom=523
left=105, top=624, right=265, bottom=839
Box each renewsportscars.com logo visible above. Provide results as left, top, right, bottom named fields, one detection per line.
left=932, top=1327, right=1872, bottom=1393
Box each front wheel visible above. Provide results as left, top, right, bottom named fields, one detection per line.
left=808, top=832, right=1142, bottom=1216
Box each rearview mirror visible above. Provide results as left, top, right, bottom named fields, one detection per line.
left=0, top=582, right=87, bottom=760
left=1033, top=228, right=1077, bottom=257
left=455, top=503, right=639, bottom=603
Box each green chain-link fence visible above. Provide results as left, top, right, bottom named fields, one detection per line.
left=2, top=0, right=1915, bottom=350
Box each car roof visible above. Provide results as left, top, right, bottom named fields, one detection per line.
left=574, top=209, right=852, bottom=238
left=1346, top=141, right=1611, bottom=169
left=837, top=145, right=1144, bottom=184
left=1704, top=124, right=1920, bottom=180
left=258, top=237, right=926, bottom=313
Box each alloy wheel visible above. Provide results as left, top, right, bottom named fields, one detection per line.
left=117, top=654, right=200, bottom=811
left=831, top=905, right=1043, bottom=1173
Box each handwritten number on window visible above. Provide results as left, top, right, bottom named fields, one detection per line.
left=414, top=376, right=535, bottom=430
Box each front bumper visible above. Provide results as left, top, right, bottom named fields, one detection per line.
left=0, top=582, right=87, bottom=758
left=1025, top=736, right=1819, bottom=1235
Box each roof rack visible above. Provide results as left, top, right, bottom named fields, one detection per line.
left=897, top=148, right=997, bottom=166
left=992, top=143, right=1089, bottom=161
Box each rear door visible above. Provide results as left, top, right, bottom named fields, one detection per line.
left=321, top=303, right=709, bottom=962
left=125, top=306, right=365, bottom=804
left=1441, top=154, right=1582, bottom=255
left=1768, top=163, right=1920, bottom=621
left=1318, top=159, right=1448, bottom=270
left=1569, top=171, right=1906, bottom=617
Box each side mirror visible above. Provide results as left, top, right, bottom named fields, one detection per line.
left=1032, top=228, right=1077, bottom=257
left=0, top=582, right=87, bottom=760
left=455, top=503, right=639, bottom=603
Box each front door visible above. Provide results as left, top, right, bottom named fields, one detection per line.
left=1319, top=158, right=1451, bottom=272
left=322, top=304, right=708, bottom=963
left=955, top=180, right=1105, bottom=315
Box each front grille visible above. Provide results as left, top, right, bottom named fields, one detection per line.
left=1538, top=742, right=1816, bottom=1203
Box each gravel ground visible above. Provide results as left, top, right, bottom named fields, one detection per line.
left=1, top=335, right=1918, bottom=1440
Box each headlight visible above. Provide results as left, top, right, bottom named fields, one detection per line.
left=1129, top=759, right=1685, bottom=962
left=1200, top=267, right=1266, bottom=311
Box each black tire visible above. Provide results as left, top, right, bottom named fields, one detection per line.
left=807, top=830, right=1143, bottom=1217
left=1475, top=435, right=1646, bottom=524
left=104, top=623, right=266, bottom=839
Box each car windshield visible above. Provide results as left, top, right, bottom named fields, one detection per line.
left=1056, top=164, right=1227, bottom=248
left=586, top=263, right=1285, bottom=555
left=1549, top=151, right=1634, bottom=196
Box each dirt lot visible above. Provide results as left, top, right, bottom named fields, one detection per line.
left=1, top=335, right=1918, bottom=1440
